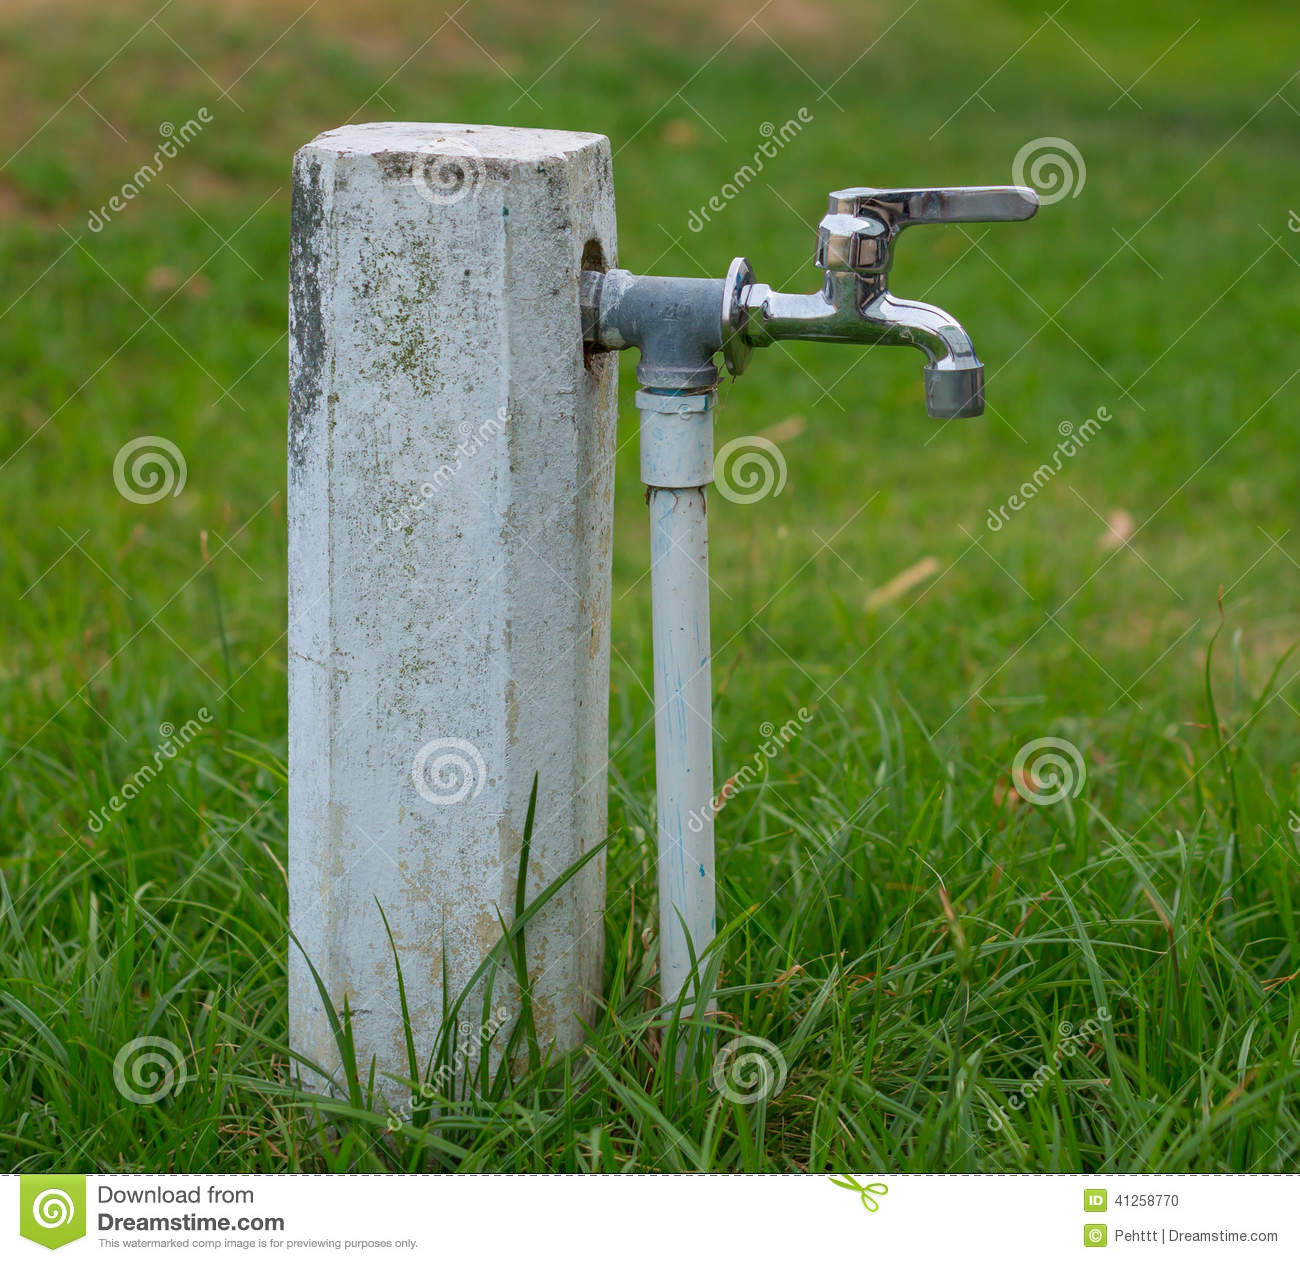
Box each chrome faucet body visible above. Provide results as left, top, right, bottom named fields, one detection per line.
left=581, top=183, right=1038, bottom=415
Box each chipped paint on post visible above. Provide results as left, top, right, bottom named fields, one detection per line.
left=288, top=122, right=617, bottom=1098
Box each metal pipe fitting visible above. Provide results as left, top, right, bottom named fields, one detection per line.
left=581, top=269, right=726, bottom=389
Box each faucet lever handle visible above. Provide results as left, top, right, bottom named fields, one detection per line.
left=828, top=186, right=1039, bottom=230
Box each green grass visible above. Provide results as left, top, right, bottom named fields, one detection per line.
left=2, top=0, right=1299, bottom=1172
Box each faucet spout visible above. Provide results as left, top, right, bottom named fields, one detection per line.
left=863, top=287, right=984, bottom=420
left=739, top=273, right=985, bottom=419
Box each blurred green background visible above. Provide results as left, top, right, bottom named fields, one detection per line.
left=3, top=0, right=1299, bottom=1172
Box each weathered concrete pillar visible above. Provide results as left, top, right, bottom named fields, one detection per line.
left=288, top=122, right=617, bottom=1097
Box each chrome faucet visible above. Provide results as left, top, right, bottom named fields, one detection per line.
left=578, top=178, right=1038, bottom=1021
left=722, top=185, right=1038, bottom=417
left=584, top=182, right=1038, bottom=417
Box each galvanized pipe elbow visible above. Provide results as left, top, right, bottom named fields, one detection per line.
left=581, top=269, right=726, bottom=389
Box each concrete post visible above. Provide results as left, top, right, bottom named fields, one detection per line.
left=288, top=122, right=617, bottom=1098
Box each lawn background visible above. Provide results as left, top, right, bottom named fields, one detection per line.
left=3, top=0, right=1299, bottom=1172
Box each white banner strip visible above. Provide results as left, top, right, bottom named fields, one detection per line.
left=6, top=1174, right=1297, bottom=1261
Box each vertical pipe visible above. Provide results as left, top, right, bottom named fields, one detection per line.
left=288, top=122, right=618, bottom=1099
left=639, top=389, right=716, bottom=1012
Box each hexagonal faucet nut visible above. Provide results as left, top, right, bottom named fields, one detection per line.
left=815, top=212, right=889, bottom=275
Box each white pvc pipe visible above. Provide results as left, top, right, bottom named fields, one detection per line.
left=640, top=390, right=716, bottom=1012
